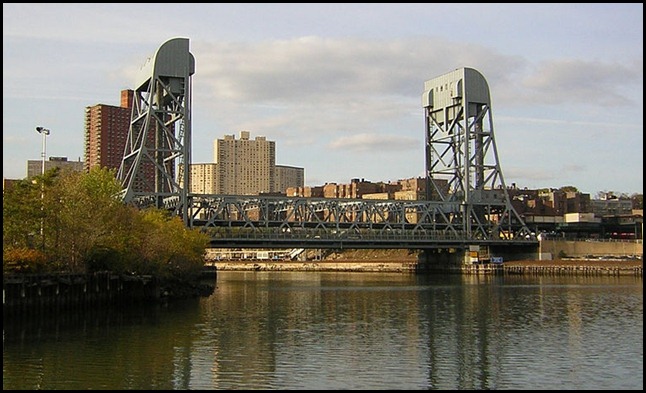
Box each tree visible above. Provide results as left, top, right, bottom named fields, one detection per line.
left=3, top=177, right=43, bottom=251
left=130, top=209, right=208, bottom=279
left=4, top=167, right=208, bottom=279
left=44, top=166, right=127, bottom=272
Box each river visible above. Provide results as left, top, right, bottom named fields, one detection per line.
left=3, top=271, right=643, bottom=390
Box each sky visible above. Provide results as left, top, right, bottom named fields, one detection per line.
left=3, top=3, right=643, bottom=196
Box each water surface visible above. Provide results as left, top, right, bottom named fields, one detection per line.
left=3, top=272, right=643, bottom=390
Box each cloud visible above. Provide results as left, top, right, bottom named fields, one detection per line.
left=193, top=37, right=525, bottom=104
left=186, top=36, right=527, bottom=153
left=328, top=133, right=418, bottom=152
left=519, top=58, right=644, bottom=107
left=3, top=4, right=642, bottom=194
left=170, top=36, right=643, bottom=192
left=188, top=36, right=643, bottom=124
left=497, top=115, right=642, bottom=131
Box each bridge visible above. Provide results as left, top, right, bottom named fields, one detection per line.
left=116, top=38, right=538, bottom=261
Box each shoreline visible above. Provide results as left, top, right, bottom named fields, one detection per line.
left=467, top=258, right=642, bottom=276
left=503, top=258, right=643, bottom=269
left=208, top=257, right=643, bottom=275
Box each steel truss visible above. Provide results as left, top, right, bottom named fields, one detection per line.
left=117, top=38, right=195, bottom=223
left=188, top=195, right=535, bottom=248
left=114, top=47, right=533, bottom=250
left=422, top=67, right=532, bottom=242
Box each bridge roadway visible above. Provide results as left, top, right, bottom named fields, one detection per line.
left=183, top=194, right=538, bottom=250
left=199, top=226, right=538, bottom=249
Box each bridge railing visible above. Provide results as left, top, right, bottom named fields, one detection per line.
left=183, top=194, right=536, bottom=248
left=203, top=225, right=537, bottom=249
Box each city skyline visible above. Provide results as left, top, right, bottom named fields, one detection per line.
left=3, top=4, right=643, bottom=195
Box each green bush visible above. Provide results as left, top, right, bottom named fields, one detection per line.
left=3, top=167, right=208, bottom=282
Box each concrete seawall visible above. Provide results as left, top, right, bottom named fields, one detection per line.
left=211, top=260, right=423, bottom=273
left=540, top=239, right=642, bottom=259
left=210, top=259, right=642, bottom=276
left=207, top=239, right=642, bottom=275
left=461, top=261, right=642, bottom=276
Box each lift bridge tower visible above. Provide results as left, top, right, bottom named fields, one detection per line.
left=423, top=67, right=531, bottom=241
left=117, top=37, right=195, bottom=224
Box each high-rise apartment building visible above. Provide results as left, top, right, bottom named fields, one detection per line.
left=189, top=131, right=304, bottom=195
left=275, top=165, right=305, bottom=194
left=214, top=131, right=276, bottom=195
left=84, top=89, right=133, bottom=173
left=188, top=163, right=218, bottom=194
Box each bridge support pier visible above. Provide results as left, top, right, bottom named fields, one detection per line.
left=418, top=248, right=465, bottom=272
left=419, top=244, right=539, bottom=272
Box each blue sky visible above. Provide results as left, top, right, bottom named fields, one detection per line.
left=3, top=3, right=643, bottom=195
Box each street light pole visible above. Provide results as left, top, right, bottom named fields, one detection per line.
left=36, top=126, right=50, bottom=175
left=36, top=126, right=50, bottom=249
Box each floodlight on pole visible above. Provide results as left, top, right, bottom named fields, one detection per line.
left=36, top=127, right=50, bottom=176
left=35, top=126, right=50, bottom=249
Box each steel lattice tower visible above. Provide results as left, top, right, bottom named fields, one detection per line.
left=117, top=37, right=195, bottom=224
left=423, top=67, right=531, bottom=241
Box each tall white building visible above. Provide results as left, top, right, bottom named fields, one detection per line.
left=189, top=131, right=304, bottom=195
left=214, top=131, right=275, bottom=195
left=188, top=163, right=218, bottom=194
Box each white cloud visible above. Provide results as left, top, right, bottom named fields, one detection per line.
left=519, top=59, right=643, bottom=106
left=3, top=4, right=643, bottom=194
left=328, top=133, right=418, bottom=152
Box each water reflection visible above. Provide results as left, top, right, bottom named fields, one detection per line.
left=3, top=272, right=643, bottom=390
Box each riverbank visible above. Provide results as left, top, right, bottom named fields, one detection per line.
left=208, top=254, right=643, bottom=276
left=504, top=258, right=643, bottom=269
left=3, top=272, right=216, bottom=315
left=500, top=258, right=643, bottom=276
